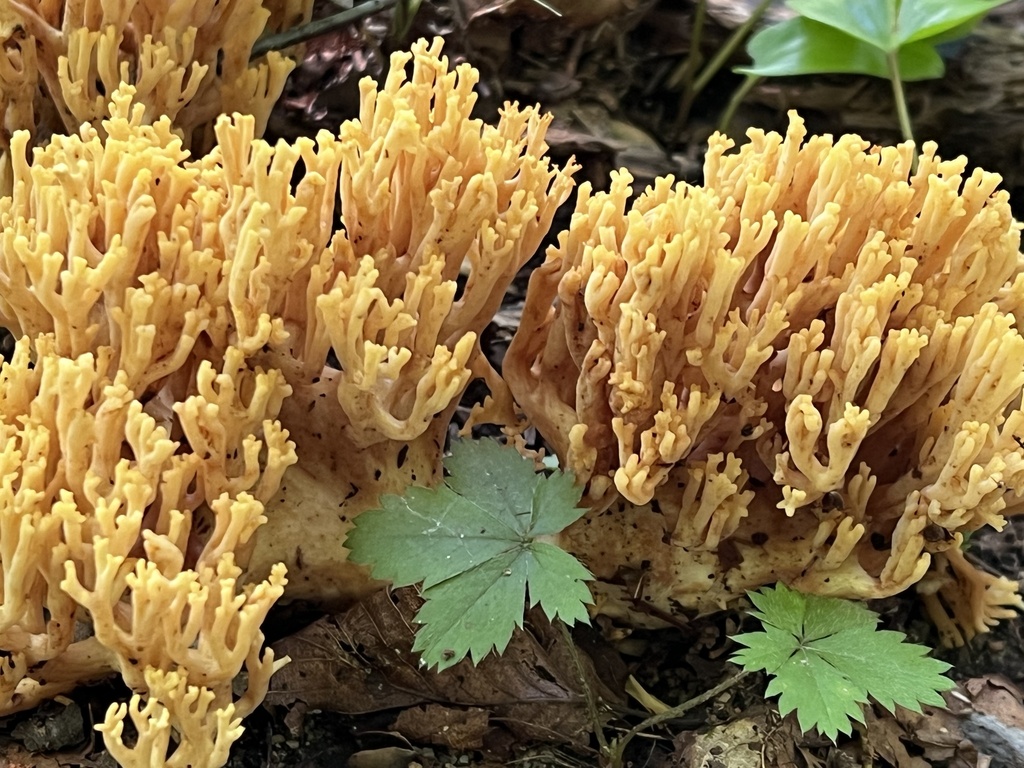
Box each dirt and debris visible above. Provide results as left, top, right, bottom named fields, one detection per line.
left=2, top=1, right=1024, bottom=766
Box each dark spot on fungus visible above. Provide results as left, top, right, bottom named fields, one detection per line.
left=821, top=491, right=845, bottom=511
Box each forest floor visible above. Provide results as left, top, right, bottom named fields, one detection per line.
left=3, top=1, right=1024, bottom=766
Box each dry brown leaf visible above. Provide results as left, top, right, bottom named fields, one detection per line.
left=268, top=587, right=624, bottom=746
left=393, top=705, right=489, bottom=750
left=860, top=708, right=929, bottom=768
left=0, top=742, right=61, bottom=768
left=964, top=676, right=1024, bottom=729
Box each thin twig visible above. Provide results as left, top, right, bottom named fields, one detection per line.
left=557, top=622, right=609, bottom=756
left=605, top=669, right=749, bottom=767
left=251, top=0, right=398, bottom=59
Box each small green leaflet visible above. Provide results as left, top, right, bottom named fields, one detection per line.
left=739, top=0, right=1012, bottom=81
left=731, top=583, right=954, bottom=741
left=345, top=438, right=593, bottom=671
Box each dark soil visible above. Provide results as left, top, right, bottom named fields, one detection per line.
left=3, top=1, right=1024, bottom=767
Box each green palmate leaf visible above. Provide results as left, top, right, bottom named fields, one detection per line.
left=798, top=591, right=878, bottom=640
left=414, top=550, right=528, bottom=666
left=732, top=625, right=801, bottom=673
left=346, top=438, right=593, bottom=671
left=444, top=438, right=540, bottom=527
left=807, top=629, right=953, bottom=712
left=523, top=542, right=594, bottom=624
left=732, top=584, right=955, bottom=741
left=343, top=485, right=520, bottom=590
left=765, top=648, right=870, bottom=737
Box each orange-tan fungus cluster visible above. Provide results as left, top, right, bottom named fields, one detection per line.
left=2, top=25, right=1023, bottom=768
left=502, top=114, right=1024, bottom=646
left=0, top=38, right=576, bottom=767
left=0, top=0, right=313, bottom=195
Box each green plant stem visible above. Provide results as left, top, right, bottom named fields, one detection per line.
left=605, top=669, right=749, bottom=767
left=716, top=73, right=762, bottom=135
left=676, top=0, right=772, bottom=130
left=692, top=0, right=773, bottom=98
left=251, top=0, right=397, bottom=59
left=886, top=50, right=916, bottom=150
left=668, top=0, right=707, bottom=91
left=558, top=622, right=609, bottom=757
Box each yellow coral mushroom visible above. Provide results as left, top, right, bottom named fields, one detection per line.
left=0, top=0, right=313, bottom=195
left=0, top=37, right=576, bottom=767
left=503, top=113, right=1024, bottom=641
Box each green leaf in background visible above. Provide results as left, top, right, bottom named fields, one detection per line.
left=732, top=583, right=955, bottom=741
left=886, top=0, right=1008, bottom=46
left=346, top=438, right=593, bottom=671
left=738, top=17, right=944, bottom=80
left=790, top=0, right=1010, bottom=49
left=739, top=0, right=1012, bottom=80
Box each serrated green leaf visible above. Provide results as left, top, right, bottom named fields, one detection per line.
left=732, top=625, right=802, bottom=674
left=529, top=468, right=585, bottom=536
left=731, top=583, right=953, bottom=741
left=346, top=438, right=593, bottom=671
left=525, top=541, right=593, bottom=624
left=746, top=582, right=807, bottom=635
left=738, top=17, right=944, bottom=81
left=345, top=485, right=521, bottom=589
left=444, top=438, right=539, bottom=533
left=800, top=592, right=877, bottom=641
left=807, top=628, right=955, bottom=713
left=766, top=649, right=869, bottom=741
left=415, top=550, right=527, bottom=670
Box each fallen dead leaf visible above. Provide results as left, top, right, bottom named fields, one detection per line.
left=0, top=741, right=61, bottom=768
left=346, top=746, right=419, bottom=768
left=860, top=708, right=929, bottom=768
left=268, top=587, right=625, bottom=747
left=393, top=705, right=489, bottom=750
left=674, top=709, right=801, bottom=768
left=964, top=676, right=1024, bottom=729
